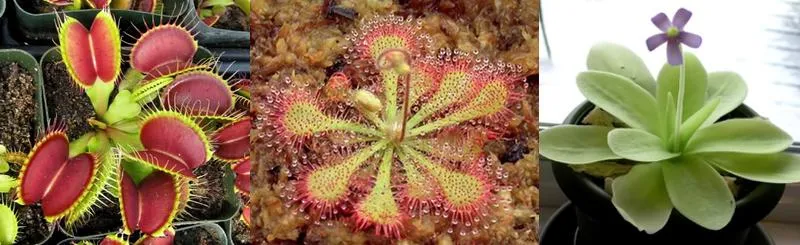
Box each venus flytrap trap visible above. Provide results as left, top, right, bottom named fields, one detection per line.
left=116, top=110, right=212, bottom=236
left=258, top=15, right=525, bottom=238
left=540, top=8, right=800, bottom=234
left=15, top=123, right=114, bottom=226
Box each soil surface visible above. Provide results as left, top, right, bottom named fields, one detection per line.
left=43, top=62, right=96, bottom=139
left=0, top=62, right=36, bottom=152
left=174, top=225, right=224, bottom=245
left=214, top=6, right=250, bottom=31
left=68, top=201, right=122, bottom=236
left=15, top=205, right=52, bottom=245
left=232, top=212, right=252, bottom=245
left=183, top=162, right=226, bottom=221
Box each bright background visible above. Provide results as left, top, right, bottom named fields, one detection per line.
left=539, top=0, right=800, bottom=243
left=540, top=0, right=800, bottom=138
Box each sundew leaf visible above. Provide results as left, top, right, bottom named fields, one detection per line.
left=684, top=119, right=792, bottom=154
left=657, top=52, right=707, bottom=122
left=586, top=42, right=656, bottom=94
left=679, top=97, right=720, bottom=145
left=701, top=152, right=800, bottom=183
left=702, top=72, right=748, bottom=127
left=662, top=157, right=734, bottom=230
left=540, top=125, right=620, bottom=164
left=611, top=162, right=672, bottom=234
left=608, top=128, right=678, bottom=162
left=577, top=71, right=661, bottom=136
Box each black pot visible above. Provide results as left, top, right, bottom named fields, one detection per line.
left=549, top=101, right=786, bottom=245
left=541, top=202, right=776, bottom=245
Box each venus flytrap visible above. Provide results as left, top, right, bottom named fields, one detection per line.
left=540, top=8, right=800, bottom=234
left=58, top=10, right=144, bottom=153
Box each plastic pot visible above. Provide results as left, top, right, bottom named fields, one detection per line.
left=547, top=101, right=785, bottom=245
left=540, top=202, right=776, bottom=245
left=0, top=49, right=46, bottom=132
left=0, top=0, right=6, bottom=19
left=11, top=0, right=187, bottom=42
left=184, top=0, right=248, bottom=48
left=0, top=49, right=51, bottom=244
left=56, top=223, right=229, bottom=245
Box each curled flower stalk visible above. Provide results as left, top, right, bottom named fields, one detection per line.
left=257, top=15, right=525, bottom=238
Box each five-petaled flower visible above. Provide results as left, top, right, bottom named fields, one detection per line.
left=646, top=8, right=703, bottom=65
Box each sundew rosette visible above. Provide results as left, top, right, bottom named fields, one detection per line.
left=255, top=15, right=527, bottom=239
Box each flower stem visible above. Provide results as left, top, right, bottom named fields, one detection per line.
left=399, top=73, right=411, bottom=142
left=673, top=49, right=686, bottom=151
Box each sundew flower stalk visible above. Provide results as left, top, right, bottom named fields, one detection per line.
left=257, top=15, right=526, bottom=238
left=540, top=8, right=800, bottom=234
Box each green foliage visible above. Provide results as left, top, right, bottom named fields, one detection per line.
left=0, top=146, right=17, bottom=193
left=0, top=203, right=16, bottom=245
left=540, top=42, right=800, bottom=233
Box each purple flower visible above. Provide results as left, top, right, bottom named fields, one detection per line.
left=646, top=8, right=703, bottom=65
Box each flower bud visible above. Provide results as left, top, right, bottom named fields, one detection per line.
left=352, top=89, right=383, bottom=113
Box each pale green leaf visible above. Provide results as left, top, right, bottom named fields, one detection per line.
left=103, top=90, right=142, bottom=125
left=570, top=161, right=633, bottom=178
left=69, top=132, right=95, bottom=158
left=611, top=162, right=672, bottom=234
left=586, top=42, right=656, bottom=94
left=0, top=203, right=17, bottom=244
left=701, top=152, right=800, bottom=183
left=540, top=125, right=620, bottom=164
left=0, top=175, right=17, bottom=192
left=662, top=157, right=734, bottom=230
left=663, top=92, right=676, bottom=144
left=702, top=72, right=748, bottom=127
left=608, top=128, right=677, bottom=162
left=577, top=71, right=660, bottom=134
left=685, top=119, right=792, bottom=154
left=657, top=52, right=707, bottom=121
left=88, top=132, right=111, bottom=154
left=0, top=159, right=7, bottom=173
left=679, top=97, right=720, bottom=144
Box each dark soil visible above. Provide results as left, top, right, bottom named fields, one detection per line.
left=43, top=62, right=96, bottom=139
left=232, top=212, right=251, bottom=245
left=175, top=225, right=224, bottom=245
left=15, top=205, right=52, bottom=245
left=214, top=6, right=250, bottom=31
left=68, top=202, right=122, bottom=236
left=0, top=62, right=36, bottom=152
left=184, top=162, right=226, bottom=221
